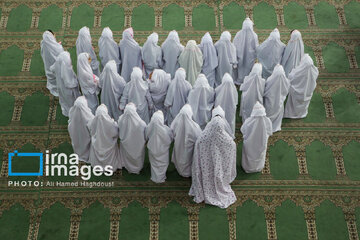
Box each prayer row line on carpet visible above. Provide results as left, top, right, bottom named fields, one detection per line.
left=41, top=17, right=318, bottom=208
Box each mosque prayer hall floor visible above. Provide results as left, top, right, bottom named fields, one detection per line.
left=0, top=0, right=360, bottom=239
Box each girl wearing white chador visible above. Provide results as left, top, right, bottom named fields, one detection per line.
left=179, top=40, right=203, bottom=86
left=170, top=104, right=202, bottom=177
left=77, top=52, right=99, bottom=114
left=189, top=106, right=237, bottom=209
left=41, top=31, right=64, bottom=96
left=76, top=27, right=100, bottom=76
left=214, top=31, right=237, bottom=87
left=199, top=32, right=218, bottom=87
left=281, top=30, right=304, bottom=76
left=99, top=60, right=126, bottom=121
left=263, top=64, right=290, bottom=132
left=284, top=54, right=319, bottom=118
left=187, top=74, right=215, bottom=129
left=161, top=30, right=184, bottom=78
left=146, top=111, right=173, bottom=183
left=257, top=28, right=285, bottom=79
left=214, top=73, right=238, bottom=135
left=142, top=33, right=162, bottom=78
left=240, top=63, right=265, bottom=122
left=50, top=51, right=80, bottom=117
left=98, top=27, right=121, bottom=71
left=148, top=69, right=171, bottom=122
left=118, top=103, right=147, bottom=174
left=119, top=67, right=153, bottom=123
left=119, top=28, right=142, bottom=82
left=68, top=96, right=94, bottom=162
left=233, top=18, right=259, bottom=85
left=241, top=102, right=272, bottom=173
left=164, top=68, right=192, bottom=125
left=88, top=104, right=121, bottom=171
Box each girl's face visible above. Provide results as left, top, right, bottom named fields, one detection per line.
left=88, top=57, right=91, bottom=64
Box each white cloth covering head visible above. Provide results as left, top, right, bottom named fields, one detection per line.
left=161, top=30, right=184, bottom=78
left=76, top=26, right=100, bottom=76
left=98, top=27, right=121, bottom=70
left=281, top=30, right=304, bottom=76
left=77, top=52, right=97, bottom=95
left=241, top=101, right=272, bottom=173
left=50, top=51, right=80, bottom=116
left=41, top=30, right=64, bottom=96
left=148, top=69, right=171, bottom=122
left=214, top=73, right=238, bottom=134
left=199, top=32, right=218, bottom=87
left=164, top=68, right=192, bottom=125
left=118, top=102, right=147, bottom=174
left=263, top=64, right=290, bottom=132
left=142, top=32, right=163, bottom=78
left=178, top=40, right=203, bottom=86
left=187, top=74, right=215, bottom=129
left=99, top=60, right=126, bottom=121
left=189, top=114, right=237, bottom=208
left=233, top=17, right=259, bottom=85
left=170, top=104, right=202, bottom=177
left=284, top=54, right=319, bottom=118
left=68, top=96, right=94, bottom=162
left=119, top=27, right=142, bottom=82
left=257, top=28, right=285, bottom=79
left=146, top=111, right=173, bottom=183
left=214, top=31, right=237, bottom=87
left=119, top=67, right=153, bottom=123
left=240, top=63, right=266, bottom=122
left=87, top=104, right=121, bottom=171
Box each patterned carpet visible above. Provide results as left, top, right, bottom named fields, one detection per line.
left=0, top=0, right=360, bottom=239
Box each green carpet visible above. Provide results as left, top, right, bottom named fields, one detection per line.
left=0, top=0, right=359, bottom=239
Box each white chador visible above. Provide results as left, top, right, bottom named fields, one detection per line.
left=118, top=103, right=147, bottom=174
left=77, top=52, right=99, bottom=114
left=284, top=54, right=319, bottom=118
left=199, top=32, right=218, bottom=87
left=148, top=69, right=171, bottom=122
left=41, top=31, right=64, bottom=96
left=50, top=51, right=80, bottom=117
left=214, top=73, right=238, bottom=135
left=187, top=74, right=215, bottom=129
left=257, top=28, right=285, bottom=79
left=99, top=60, right=126, bottom=121
left=241, top=102, right=272, bottom=173
left=119, top=67, right=153, bottom=123
left=68, top=96, right=94, bottom=162
left=76, top=27, right=100, bottom=76
left=98, top=27, right=121, bottom=71
left=189, top=107, right=237, bottom=209
left=214, top=31, right=237, bottom=87
left=161, top=30, right=184, bottom=78
left=88, top=104, right=121, bottom=171
left=164, top=68, right=192, bottom=125
left=170, top=104, right=202, bottom=177
left=119, top=28, right=142, bottom=82
left=146, top=111, right=173, bottom=183
left=179, top=40, right=203, bottom=86
left=281, top=30, right=304, bottom=76
left=240, top=63, right=265, bottom=122
left=141, top=33, right=162, bottom=78
left=233, top=18, right=259, bottom=85
left=263, top=64, right=290, bottom=132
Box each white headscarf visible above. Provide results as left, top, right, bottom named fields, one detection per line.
left=142, top=33, right=162, bottom=72
left=199, top=32, right=218, bottom=87
left=120, top=27, right=138, bottom=48
left=219, top=31, right=237, bottom=64
left=162, top=30, right=183, bottom=48
left=98, top=27, right=121, bottom=67
left=76, top=26, right=100, bottom=75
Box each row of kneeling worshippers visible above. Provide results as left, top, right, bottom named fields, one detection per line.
left=41, top=17, right=312, bottom=118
